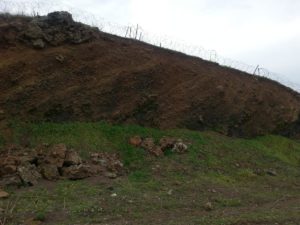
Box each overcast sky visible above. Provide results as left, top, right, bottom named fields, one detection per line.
left=62, top=0, right=300, bottom=85
left=5, top=0, right=300, bottom=86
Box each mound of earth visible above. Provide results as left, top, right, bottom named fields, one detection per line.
left=0, top=12, right=300, bottom=137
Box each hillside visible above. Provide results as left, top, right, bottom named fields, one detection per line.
left=0, top=12, right=300, bottom=137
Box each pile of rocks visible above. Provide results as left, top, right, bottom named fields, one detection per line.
left=0, top=144, right=124, bottom=187
left=129, top=136, right=188, bottom=157
left=1, top=11, right=100, bottom=49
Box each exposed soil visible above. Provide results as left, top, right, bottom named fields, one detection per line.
left=0, top=12, right=300, bottom=137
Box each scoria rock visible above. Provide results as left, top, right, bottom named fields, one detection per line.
left=61, top=164, right=101, bottom=180
left=159, top=137, right=176, bottom=151
left=64, top=149, right=82, bottom=166
left=129, top=136, right=143, bottom=147
left=39, top=164, right=60, bottom=181
left=17, top=163, right=42, bottom=186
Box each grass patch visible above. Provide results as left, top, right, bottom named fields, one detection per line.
left=1, top=121, right=300, bottom=224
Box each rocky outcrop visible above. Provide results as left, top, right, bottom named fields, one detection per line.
left=0, top=11, right=100, bottom=49
left=22, top=11, right=100, bottom=48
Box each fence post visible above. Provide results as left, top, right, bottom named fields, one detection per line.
left=125, top=26, right=129, bottom=38
left=253, top=65, right=259, bottom=75
left=135, top=24, right=139, bottom=39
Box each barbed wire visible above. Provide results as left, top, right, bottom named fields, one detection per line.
left=1, top=0, right=299, bottom=93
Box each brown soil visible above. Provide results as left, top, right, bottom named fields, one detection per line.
left=1, top=13, right=300, bottom=137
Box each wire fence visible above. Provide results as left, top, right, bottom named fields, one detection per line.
left=1, top=0, right=299, bottom=93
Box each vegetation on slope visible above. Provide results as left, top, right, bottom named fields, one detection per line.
left=0, top=122, right=299, bottom=225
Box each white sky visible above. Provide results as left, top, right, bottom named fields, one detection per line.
left=5, top=0, right=300, bottom=85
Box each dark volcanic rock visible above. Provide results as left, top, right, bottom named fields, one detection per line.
left=159, top=137, right=177, bottom=151
left=17, top=163, right=41, bottom=185
left=64, top=150, right=82, bottom=166
left=38, top=164, right=60, bottom=181
left=46, top=11, right=74, bottom=25
left=10, top=11, right=100, bottom=48
left=61, top=164, right=101, bottom=180
left=128, top=136, right=143, bottom=147
left=0, top=144, right=124, bottom=187
left=38, top=143, right=67, bottom=168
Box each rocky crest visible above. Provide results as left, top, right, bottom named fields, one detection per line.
left=0, top=11, right=100, bottom=48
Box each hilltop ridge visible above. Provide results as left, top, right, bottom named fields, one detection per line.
left=0, top=11, right=300, bottom=137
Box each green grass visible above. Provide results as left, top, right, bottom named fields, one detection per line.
left=0, top=121, right=299, bottom=225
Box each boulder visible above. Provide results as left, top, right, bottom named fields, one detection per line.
left=0, top=189, right=9, bottom=198
left=0, top=164, right=17, bottom=176
left=18, top=151, right=38, bottom=165
left=0, top=175, right=22, bottom=187
left=46, top=11, right=74, bottom=25
left=90, top=153, right=107, bottom=166
left=159, top=137, right=176, bottom=151
left=141, top=138, right=155, bottom=151
left=23, top=23, right=43, bottom=39
left=90, top=152, right=124, bottom=174
left=32, top=39, right=45, bottom=49
left=172, top=140, right=188, bottom=154
left=55, top=54, right=65, bottom=63
left=64, top=150, right=82, bottom=166
left=265, top=169, right=277, bottom=176
left=148, top=146, right=164, bottom=157
left=104, top=172, right=118, bottom=179
left=61, top=164, right=101, bottom=180
left=140, top=138, right=164, bottom=157
left=107, top=159, right=124, bottom=174
left=50, top=143, right=67, bottom=160
left=39, top=164, right=60, bottom=181
left=129, top=136, right=142, bottom=147
left=17, top=163, right=41, bottom=186
left=40, top=143, right=67, bottom=168
left=50, top=32, right=67, bottom=45
left=204, top=202, right=213, bottom=211
left=0, top=156, right=19, bottom=176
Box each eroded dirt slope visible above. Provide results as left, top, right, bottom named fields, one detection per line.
left=0, top=12, right=300, bottom=137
